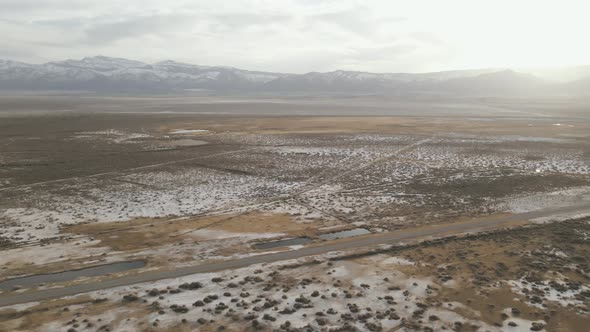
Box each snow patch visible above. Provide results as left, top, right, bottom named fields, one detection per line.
left=169, top=129, right=209, bottom=134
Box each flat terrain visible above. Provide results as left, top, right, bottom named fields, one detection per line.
left=0, top=95, right=589, bottom=331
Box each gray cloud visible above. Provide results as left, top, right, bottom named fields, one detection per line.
left=84, top=14, right=194, bottom=44
left=350, top=44, right=417, bottom=62
left=34, top=17, right=87, bottom=29
left=1, top=0, right=586, bottom=73
left=209, top=13, right=292, bottom=32
left=307, top=7, right=405, bottom=37
left=0, top=0, right=89, bottom=12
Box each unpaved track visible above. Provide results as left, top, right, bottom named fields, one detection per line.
left=289, top=138, right=433, bottom=197
left=0, top=203, right=588, bottom=307
left=0, top=148, right=252, bottom=192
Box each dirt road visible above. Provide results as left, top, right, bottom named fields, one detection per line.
left=0, top=203, right=588, bottom=307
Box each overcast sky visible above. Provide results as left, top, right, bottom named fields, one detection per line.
left=1, top=0, right=589, bottom=73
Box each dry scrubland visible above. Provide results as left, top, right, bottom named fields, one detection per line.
left=0, top=96, right=589, bottom=331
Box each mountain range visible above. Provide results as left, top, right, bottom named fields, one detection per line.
left=1, top=56, right=589, bottom=96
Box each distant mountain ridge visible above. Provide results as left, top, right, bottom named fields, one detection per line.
left=0, top=56, right=588, bottom=96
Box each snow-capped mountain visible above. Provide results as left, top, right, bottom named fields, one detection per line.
left=0, top=56, right=289, bottom=91
left=0, top=56, right=587, bottom=95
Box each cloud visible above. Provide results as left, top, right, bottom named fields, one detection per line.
left=84, top=14, right=194, bottom=44
left=0, top=0, right=91, bottom=12
left=209, top=13, right=292, bottom=32
left=0, top=0, right=433, bottom=72
left=350, top=44, right=417, bottom=62
left=307, top=7, right=405, bottom=37
left=1, top=0, right=588, bottom=72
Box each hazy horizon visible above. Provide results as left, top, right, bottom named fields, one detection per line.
left=3, top=55, right=589, bottom=78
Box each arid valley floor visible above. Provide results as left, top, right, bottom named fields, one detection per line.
left=0, top=96, right=589, bottom=332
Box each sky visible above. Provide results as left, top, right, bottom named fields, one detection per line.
left=1, top=0, right=589, bottom=73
